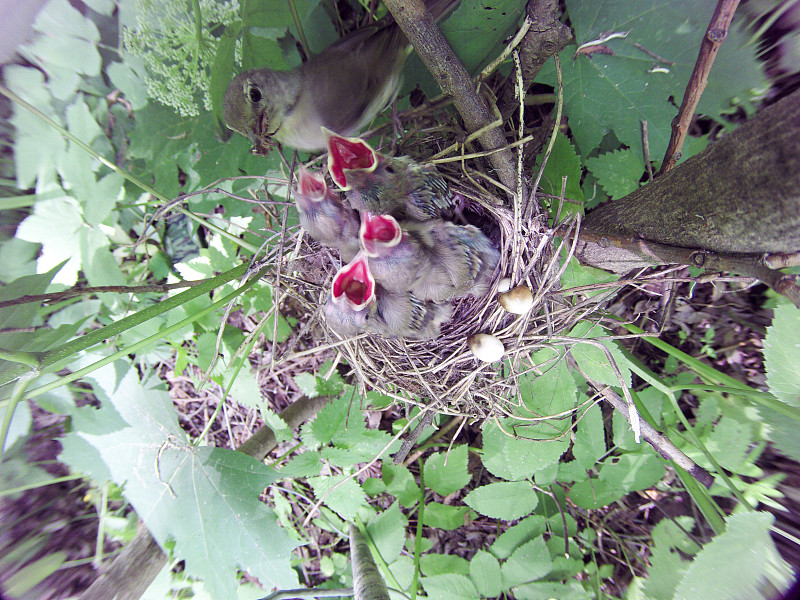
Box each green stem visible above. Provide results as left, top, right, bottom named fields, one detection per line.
left=0, top=377, right=33, bottom=457
left=286, top=0, right=310, bottom=57
left=674, top=465, right=726, bottom=534
left=0, top=348, right=42, bottom=369
left=0, top=194, right=38, bottom=209
left=24, top=264, right=268, bottom=400
left=0, top=474, right=84, bottom=498
left=189, top=0, right=205, bottom=65
left=0, top=262, right=249, bottom=386
left=410, top=468, right=425, bottom=600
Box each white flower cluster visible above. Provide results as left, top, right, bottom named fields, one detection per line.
left=122, top=0, right=240, bottom=117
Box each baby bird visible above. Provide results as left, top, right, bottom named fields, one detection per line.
left=293, top=167, right=360, bottom=262
left=360, top=213, right=500, bottom=302
left=323, top=254, right=451, bottom=340
left=325, top=131, right=457, bottom=222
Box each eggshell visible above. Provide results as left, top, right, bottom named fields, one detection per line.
left=468, top=333, right=505, bottom=363
left=498, top=285, right=533, bottom=315
left=497, top=277, right=513, bottom=293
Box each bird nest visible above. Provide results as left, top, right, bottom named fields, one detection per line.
left=271, top=138, right=595, bottom=421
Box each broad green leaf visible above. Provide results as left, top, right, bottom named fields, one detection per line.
left=763, top=302, right=800, bottom=407
left=367, top=502, right=407, bottom=565
left=59, top=364, right=299, bottom=598
left=481, top=418, right=569, bottom=481
left=382, top=462, right=420, bottom=508
left=0, top=263, right=66, bottom=330
left=463, top=481, right=538, bottom=520
left=420, top=554, right=470, bottom=577
left=643, top=543, right=689, bottom=600
left=535, top=131, right=585, bottom=217
left=570, top=452, right=664, bottom=509
left=585, top=148, right=644, bottom=199
left=307, top=475, right=369, bottom=521
left=469, top=550, right=502, bottom=598
left=572, top=404, right=606, bottom=469
left=674, top=512, right=792, bottom=600
left=519, top=354, right=577, bottom=420
left=279, top=451, right=323, bottom=478
left=514, top=581, right=593, bottom=600
left=568, top=321, right=632, bottom=388
left=501, top=536, right=552, bottom=589
left=228, top=369, right=264, bottom=409
left=421, top=574, right=480, bottom=600
left=0, top=401, right=32, bottom=452
left=293, top=372, right=319, bottom=397
left=307, top=393, right=365, bottom=447
left=559, top=255, right=619, bottom=298
left=422, top=503, right=470, bottom=530
left=759, top=404, right=800, bottom=462
left=209, top=23, right=241, bottom=123
left=489, top=515, right=547, bottom=560
left=705, top=416, right=754, bottom=473
left=423, top=444, right=470, bottom=496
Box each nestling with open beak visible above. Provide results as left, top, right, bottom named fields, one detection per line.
left=293, top=167, right=360, bottom=261
left=360, top=213, right=500, bottom=302
left=325, top=131, right=458, bottom=222
left=323, top=254, right=452, bottom=340
left=223, top=0, right=459, bottom=153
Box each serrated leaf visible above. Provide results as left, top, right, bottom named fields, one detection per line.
left=643, top=543, right=689, bottom=600
left=382, top=462, right=420, bottom=508
left=59, top=364, right=298, bottom=598
left=422, top=503, right=470, bottom=530
left=519, top=355, right=577, bottom=421
left=568, top=321, right=632, bottom=388
left=572, top=404, right=606, bottom=469
left=514, top=581, right=594, bottom=600
left=278, top=451, right=323, bottom=478
left=763, top=302, right=800, bottom=407
left=585, top=148, right=643, bottom=199
left=489, top=515, right=547, bottom=560
left=559, top=254, right=620, bottom=298
left=536, top=131, right=585, bottom=216
left=481, top=418, right=569, bottom=481
left=674, top=512, right=792, bottom=600
left=469, top=550, right=502, bottom=597
left=421, top=574, right=480, bottom=600
left=307, top=475, right=369, bottom=520
left=421, top=554, right=470, bottom=577
left=705, top=416, right=753, bottom=472
left=293, top=372, right=319, bottom=397
left=464, top=481, right=538, bottom=520
left=309, top=393, right=365, bottom=446
left=759, top=404, right=800, bottom=462
left=501, top=536, right=552, bottom=589
left=367, top=503, right=407, bottom=566
left=423, top=444, right=470, bottom=496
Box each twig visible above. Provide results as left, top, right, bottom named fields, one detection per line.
left=0, top=281, right=206, bottom=309
left=383, top=0, right=521, bottom=198
left=658, top=0, right=741, bottom=174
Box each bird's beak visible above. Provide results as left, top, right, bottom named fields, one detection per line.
left=323, top=128, right=377, bottom=190
left=359, top=212, right=402, bottom=257
left=332, top=254, right=375, bottom=310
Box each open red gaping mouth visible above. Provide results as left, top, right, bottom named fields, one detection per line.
left=332, top=255, right=375, bottom=309
left=359, top=213, right=402, bottom=256
left=295, top=166, right=327, bottom=200
left=324, top=129, right=377, bottom=190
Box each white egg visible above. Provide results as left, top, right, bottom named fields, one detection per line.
left=497, top=277, right=513, bottom=293
left=468, top=333, right=505, bottom=363
left=498, top=285, right=533, bottom=315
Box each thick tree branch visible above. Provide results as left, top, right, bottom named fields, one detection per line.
left=77, top=395, right=333, bottom=600
left=383, top=0, right=520, bottom=196
left=659, top=0, right=741, bottom=174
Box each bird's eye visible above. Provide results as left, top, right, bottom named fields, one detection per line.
left=247, top=84, right=262, bottom=103
left=385, top=165, right=395, bottom=174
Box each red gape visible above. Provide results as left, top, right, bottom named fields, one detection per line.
left=362, top=213, right=399, bottom=243
left=332, top=256, right=374, bottom=307
left=326, top=134, right=375, bottom=189
left=297, top=166, right=326, bottom=197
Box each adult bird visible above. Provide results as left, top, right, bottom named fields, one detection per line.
left=223, top=0, right=459, bottom=154
left=323, top=254, right=451, bottom=340
left=293, top=167, right=360, bottom=261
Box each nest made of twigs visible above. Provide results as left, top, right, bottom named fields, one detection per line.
left=265, top=122, right=598, bottom=421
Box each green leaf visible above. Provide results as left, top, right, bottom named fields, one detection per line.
left=209, top=23, right=241, bottom=123
left=570, top=452, right=664, bottom=509
left=422, top=503, right=471, bottom=530
left=463, top=481, right=538, bottom=520
left=519, top=353, right=578, bottom=420
left=572, top=404, right=606, bottom=469
left=421, top=554, right=470, bottom=576
left=469, top=550, right=502, bottom=598
left=481, top=418, right=570, bottom=481
left=514, top=581, right=593, bottom=600
left=489, top=515, right=547, bottom=560
left=674, top=512, right=792, bottom=600
left=307, top=393, right=365, bottom=447
left=764, top=302, right=800, bottom=407
left=423, top=444, right=471, bottom=496
left=59, top=364, right=299, bottom=598
left=279, top=451, right=323, bottom=478
left=568, top=321, right=632, bottom=388
left=585, top=148, right=643, bottom=200
left=421, top=574, right=480, bottom=600
left=535, top=131, right=585, bottom=216
left=759, top=403, right=800, bottom=462
left=382, top=462, right=420, bottom=508
left=367, top=502, right=407, bottom=565
left=705, top=416, right=754, bottom=473
left=501, top=536, right=552, bottom=589
left=0, top=263, right=66, bottom=331
left=559, top=254, right=619, bottom=298
left=307, top=475, right=369, bottom=521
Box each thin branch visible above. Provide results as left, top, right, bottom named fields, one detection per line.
left=658, top=0, right=741, bottom=174
left=0, top=281, right=206, bottom=309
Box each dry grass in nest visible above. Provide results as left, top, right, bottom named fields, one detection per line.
left=265, top=124, right=604, bottom=423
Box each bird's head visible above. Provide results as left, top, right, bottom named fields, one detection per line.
left=359, top=213, right=402, bottom=257
left=293, top=166, right=327, bottom=210
left=331, top=254, right=376, bottom=310
left=323, top=128, right=377, bottom=190
left=223, top=70, right=283, bottom=156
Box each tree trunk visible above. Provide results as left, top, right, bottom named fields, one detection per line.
left=580, top=89, right=800, bottom=255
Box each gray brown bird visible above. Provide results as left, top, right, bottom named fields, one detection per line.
left=293, top=167, right=360, bottom=261
left=360, top=213, right=500, bottom=302
left=323, top=254, right=451, bottom=340
left=326, top=132, right=457, bottom=221
left=223, top=0, right=459, bottom=153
